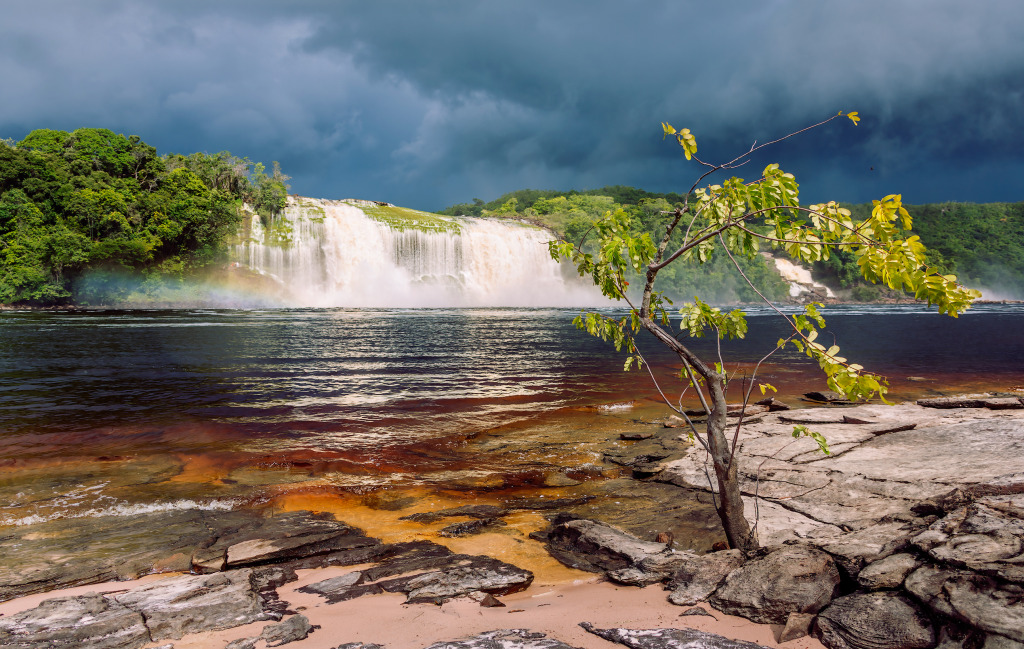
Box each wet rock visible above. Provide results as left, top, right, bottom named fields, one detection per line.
left=580, top=622, right=772, bottom=648
left=260, top=614, right=313, bottom=647
left=621, top=432, right=655, bottom=440
left=709, top=545, right=841, bottom=625
left=423, top=629, right=579, bottom=648
left=0, top=593, right=150, bottom=649
left=299, top=541, right=533, bottom=605
left=755, top=397, right=791, bottom=411
left=113, top=569, right=269, bottom=641
left=917, top=397, right=987, bottom=409
left=779, top=612, right=815, bottom=643
left=400, top=505, right=505, bottom=523
left=539, top=515, right=690, bottom=585
left=438, top=517, right=508, bottom=537
left=0, top=509, right=379, bottom=603
left=666, top=549, right=745, bottom=606
left=805, top=390, right=850, bottom=403
left=216, top=510, right=380, bottom=570
left=814, top=592, right=934, bottom=649
left=857, top=553, right=922, bottom=590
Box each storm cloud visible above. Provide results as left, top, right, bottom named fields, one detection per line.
left=1, top=0, right=1022, bottom=209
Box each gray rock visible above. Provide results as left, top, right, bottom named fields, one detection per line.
left=983, top=635, right=1024, bottom=649
left=400, top=561, right=534, bottom=604
left=226, top=638, right=258, bottom=649
left=580, top=622, right=772, bottom=648
left=912, top=501, right=1024, bottom=584
left=778, top=612, right=815, bottom=643
left=983, top=398, right=1024, bottom=410
left=0, top=593, right=150, bottom=649
left=438, top=518, right=507, bottom=538
left=299, top=542, right=533, bottom=605
left=814, top=592, right=934, bottom=649
left=917, top=398, right=987, bottom=409
left=709, top=545, right=840, bottom=624
left=261, top=614, right=313, bottom=646
left=332, top=644, right=385, bottom=649
left=114, top=569, right=268, bottom=641
left=0, top=509, right=379, bottom=603
left=857, top=553, right=922, bottom=590
left=423, top=628, right=580, bottom=648
left=905, top=566, right=1024, bottom=642
left=540, top=516, right=690, bottom=584
left=679, top=607, right=716, bottom=618
left=666, top=550, right=745, bottom=606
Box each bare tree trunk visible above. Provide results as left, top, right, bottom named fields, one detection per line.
left=706, top=378, right=756, bottom=552
left=640, top=316, right=757, bottom=551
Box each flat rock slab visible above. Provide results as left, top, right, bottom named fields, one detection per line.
left=581, top=623, right=772, bottom=649
left=298, top=541, right=533, bottom=605
left=113, top=569, right=270, bottom=641
left=423, top=628, right=581, bottom=648
left=0, top=593, right=150, bottom=649
left=0, top=509, right=379, bottom=602
left=0, top=567, right=280, bottom=649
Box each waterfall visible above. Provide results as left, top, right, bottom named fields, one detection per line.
left=231, top=197, right=604, bottom=307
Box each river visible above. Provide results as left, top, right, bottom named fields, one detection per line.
left=2, top=303, right=1023, bottom=553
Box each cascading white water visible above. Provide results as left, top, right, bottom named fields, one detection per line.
left=232, top=197, right=605, bottom=307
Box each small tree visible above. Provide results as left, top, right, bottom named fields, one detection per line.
left=549, top=113, right=980, bottom=551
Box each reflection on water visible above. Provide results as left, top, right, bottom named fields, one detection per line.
left=2, top=304, right=1024, bottom=536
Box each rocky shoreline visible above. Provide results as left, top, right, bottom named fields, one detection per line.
left=1, top=397, right=1022, bottom=648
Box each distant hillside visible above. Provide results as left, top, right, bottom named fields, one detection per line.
left=445, top=187, right=1024, bottom=301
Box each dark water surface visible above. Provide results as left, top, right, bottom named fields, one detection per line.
left=2, top=304, right=1023, bottom=530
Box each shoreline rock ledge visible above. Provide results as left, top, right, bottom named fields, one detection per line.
left=535, top=401, right=1024, bottom=649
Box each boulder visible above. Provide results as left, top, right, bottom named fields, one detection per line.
left=779, top=612, right=816, bottom=643
left=814, top=592, right=935, bottom=649
left=912, top=500, right=1024, bottom=583
left=905, top=566, right=1024, bottom=642
left=709, top=545, right=840, bottom=624
left=260, top=614, right=313, bottom=647
left=857, top=553, right=922, bottom=590
left=113, top=569, right=269, bottom=641
left=580, top=622, right=772, bottom=648
left=0, top=593, right=150, bottom=649
left=666, top=549, right=745, bottom=606
left=539, top=516, right=691, bottom=585
left=298, top=541, right=533, bottom=605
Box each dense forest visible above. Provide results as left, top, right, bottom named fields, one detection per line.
left=0, top=128, right=288, bottom=305
left=2, top=127, right=1020, bottom=306
left=444, top=189, right=1024, bottom=301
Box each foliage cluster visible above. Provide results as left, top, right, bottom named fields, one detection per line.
left=444, top=186, right=788, bottom=304
left=548, top=113, right=979, bottom=550
left=814, top=201, right=1024, bottom=296
left=0, top=128, right=289, bottom=305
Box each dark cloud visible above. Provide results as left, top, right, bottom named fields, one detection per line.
left=1, top=0, right=1022, bottom=209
